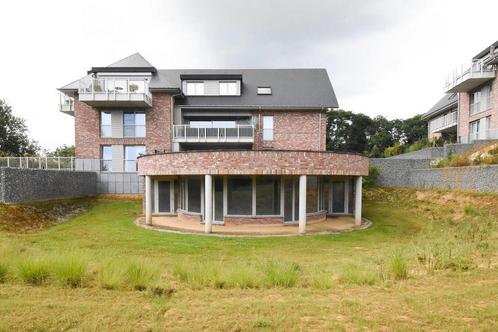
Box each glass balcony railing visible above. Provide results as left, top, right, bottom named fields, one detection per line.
left=78, top=78, right=152, bottom=107
left=173, top=125, right=255, bottom=143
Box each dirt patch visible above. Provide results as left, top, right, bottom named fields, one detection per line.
left=0, top=198, right=96, bottom=233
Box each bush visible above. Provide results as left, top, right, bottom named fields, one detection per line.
left=17, top=257, right=50, bottom=285
left=124, top=260, right=157, bottom=291
left=407, top=140, right=428, bottom=153
left=339, top=264, right=379, bottom=285
left=263, top=260, right=300, bottom=288
left=363, top=166, right=380, bottom=189
left=389, top=251, right=408, bottom=280
left=384, top=144, right=404, bottom=157
left=53, top=254, right=88, bottom=288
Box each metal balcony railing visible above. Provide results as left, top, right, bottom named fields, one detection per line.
left=0, top=157, right=75, bottom=170
left=173, top=125, right=255, bottom=143
left=445, top=61, right=495, bottom=92
left=429, top=111, right=458, bottom=133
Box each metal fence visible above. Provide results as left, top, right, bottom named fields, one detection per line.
left=0, top=157, right=75, bottom=170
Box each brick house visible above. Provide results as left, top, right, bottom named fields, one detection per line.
left=59, top=53, right=368, bottom=234
left=423, top=40, right=498, bottom=143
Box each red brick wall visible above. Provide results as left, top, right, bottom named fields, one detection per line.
left=138, top=150, right=368, bottom=176
left=73, top=93, right=173, bottom=159
left=458, top=76, right=498, bottom=140
left=254, top=110, right=327, bottom=151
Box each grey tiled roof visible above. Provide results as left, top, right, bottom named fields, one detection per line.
left=422, top=93, right=458, bottom=120
left=59, top=54, right=339, bottom=109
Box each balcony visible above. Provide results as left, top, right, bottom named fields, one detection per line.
left=173, top=125, right=255, bottom=144
left=78, top=78, right=152, bottom=107
left=59, top=94, right=74, bottom=115
left=445, top=62, right=495, bottom=93
left=429, top=110, right=458, bottom=133
left=462, top=128, right=498, bottom=144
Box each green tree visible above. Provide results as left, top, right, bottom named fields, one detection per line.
left=0, top=99, right=39, bottom=156
left=400, top=114, right=427, bottom=145
left=46, top=144, right=75, bottom=157
left=326, top=109, right=374, bottom=154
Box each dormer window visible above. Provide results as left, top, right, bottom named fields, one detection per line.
left=257, top=87, right=272, bottom=95
left=219, top=81, right=237, bottom=95
left=185, top=81, right=205, bottom=96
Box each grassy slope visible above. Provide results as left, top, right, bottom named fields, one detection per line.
left=0, top=190, right=497, bottom=331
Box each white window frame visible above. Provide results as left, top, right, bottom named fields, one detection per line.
left=101, top=146, right=112, bottom=171
left=263, top=116, right=274, bottom=141
left=124, top=145, right=145, bottom=172
left=185, top=81, right=205, bottom=96
left=219, top=81, right=237, bottom=96
left=257, top=87, right=272, bottom=95
left=100, top=112, right=112, bottom=138
left=123, top=112, right=146, bottom=138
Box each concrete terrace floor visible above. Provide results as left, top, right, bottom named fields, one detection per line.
left=137, top=215, right=370, bottom=236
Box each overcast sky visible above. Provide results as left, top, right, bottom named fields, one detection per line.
left=0, top=0, right=497, bottom=150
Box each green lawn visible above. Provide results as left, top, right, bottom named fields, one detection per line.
left=0, top=188, right=497, bottom=331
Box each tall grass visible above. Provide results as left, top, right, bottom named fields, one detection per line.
left=339, top=264, right=379, bottom=286
left=124, top=260, right=157, bottom=291
left=0, top=261, right=8, bottom=283
left=173, top=261, right=224, bottom=289
left=53, top=254, right=88, bottom=288
left=263, top=260, right=300, bottom=288
left=98, top=261, right=124, bottom=290
left=389, top=251, right=408, bottom=280
left=17, top=257, right=50, bottom=285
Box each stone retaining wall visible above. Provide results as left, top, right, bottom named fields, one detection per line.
left=369, top=158, right=431, bottom=187
left=0, top=168, right=97, bottom=203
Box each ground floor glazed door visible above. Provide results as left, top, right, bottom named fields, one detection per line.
left=213, top=176, right=224, bottom=223
left=331, top=181, right=345, bottom=214
left=283, top=177, right=299, bottom=222
left=155, top=179, right=174, bottom=214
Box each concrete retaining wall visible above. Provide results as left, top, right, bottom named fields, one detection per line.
left=388, top=141, right=498, bottom=161
left=0, top=168, right=97, bottom=203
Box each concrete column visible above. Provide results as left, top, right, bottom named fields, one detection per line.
left=354, top=176, right=362, bottom=226
left=204, top=175, right=213, bottom=234
left=298, top=175, right=307, bottom=234
left=145, top=176, right=152, bottom=225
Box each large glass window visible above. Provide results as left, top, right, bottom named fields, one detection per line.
left=332, top=182, right=345, bottom=213
left=470, top=85, right=492, bottom=115
left=101, top=112, right=112, bottom=138
left=187, top=177, right=202, bottom=213
left=124, top=145, right=145, bottom=172
left=263, top=116, right=273, bottom=141
left=185, top=81, right=205, bottom=95
left=256, top=176, right=280, bottom=215
left=124, top=112, right=146, bottom=137
left=219, top=81, right=237, bottom=95
left=306, top=176, right=318, bottom=213
left=227, top=177, right=252, bottom=215
left=101, top=146, right=112, bottom=171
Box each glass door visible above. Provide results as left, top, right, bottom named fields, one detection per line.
left=331, top=181, right=345, bottom=214
left=156, top=180, right=173, bottom=214
left=213, top=176, right=224, bottom=223
left=283, top=177, right=294, bottom=222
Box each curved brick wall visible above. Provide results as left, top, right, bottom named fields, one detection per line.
left=138, top=150, right=368, bottom=176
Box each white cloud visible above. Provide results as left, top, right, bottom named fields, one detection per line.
left=0, top=0, right=496, bottom=149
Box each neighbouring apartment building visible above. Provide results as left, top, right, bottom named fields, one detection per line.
left=58, top=53, right=368, bottom=234
left=423, top=40, right=498, bottom=143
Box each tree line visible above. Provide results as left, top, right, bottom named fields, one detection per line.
left=326, top=109, right=428, bottom=157
left=1, top=99, right=428, bottom=158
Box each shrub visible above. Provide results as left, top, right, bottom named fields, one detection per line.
left=17, top=257, right=50, bottom=285
left=389, top=251, right=408, bottom=280
left=339, top=264, right=379, bottom=285
left=0, top=261, right=8, bottom=283
left=124, top=260, right=157, bottom=291
left=407, top=140, right=428, bottom=153
left=384, top=144, right=404, bottom=157
left=263, top=260, right=300, bottom=288
left=363, top=166, right=380, bottom=189
left=98, top=261, right=124, bottom=290
left=53, top=254, right=88, bottom=288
